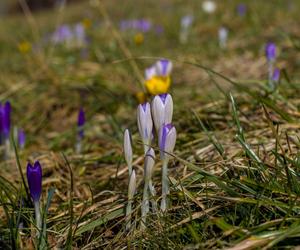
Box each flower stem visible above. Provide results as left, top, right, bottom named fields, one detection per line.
left=268, top=61, right=274, bottom=90
left=125, top=199, right=132, bottom=231
left=141, top=178, right=149, bottom=229
left=34, top=201, right=41, bottom=237
left=161, top=158, right=169, bottom=212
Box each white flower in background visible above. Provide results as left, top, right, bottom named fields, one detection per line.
left=202, top=0, right=216, bottom=14
left=218, top=26, right=228, bottom=49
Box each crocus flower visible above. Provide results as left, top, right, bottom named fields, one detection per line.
left=159, top=123, right=177, bottom=212
left=202, top=0, right=216, bottom=14
left=155, top=59, right=173, bottom=77
left=237, top=3, right=247, bottom=17
left=18, top=128, right=26, bottom=149
left=180, top=15, right=193, bottom=44
left=218, top=26, right=228, bottom=49
left=27, top=161, right=42, bottom=236
left=124, top=129, right=133, bottom=176
left=77, top=107, right=85, bottom=139
left=272, top=68, right=280, bottom=83
left=27, top=161, right=42, bottom=202
left=145, top=66, right=157, bottom=81
left=151, top=93, right=173, bottom=133
left=126, top=169, right=136, bottom=231
left=137, top=103, right=153, bottom=153
left=159, top=124, right=177, bottom=160
left=141, top=148, right=155, bottom=229
left=52, top=24, right=73, bottom=44
left=265, top=42, right=276, bottom=62
left=144, top=60, right=173, bottom=95
left=2, top=101, right=11, bottom=139
left=74, top=23, right=86, bottom=47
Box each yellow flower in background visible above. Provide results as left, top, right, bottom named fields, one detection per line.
left=135, top=91, right=147, bottom=103
left=134, top=33, right=144, bottom=45
left=145, top=76, right=171, bottom=95
left=82, top=18, right=92, bottom=29
left=18, top=41, right=32, bottom=54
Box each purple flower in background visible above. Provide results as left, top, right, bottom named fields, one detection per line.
left=18, top=129, right=25, bottom=149
left=26, top=161, right=42, bottom=202
left=52, top=24, right=73, bottom=44
left=77, top=107, right=85, bottom=139
left=265, top=42, right=276, bottom=62
left=119, top=19, right=152, bottom=33
left=0, top=101, right=11, bottom=139
left=272, top=68, right=280, bottom=82
left=181, top=15, right=194, bottom=28
left=137, top=19, right=152, bottom=32
left=155, top=59, right=173, bottom=76
left=74, top=23, right=85, bottom=39
left=237, top=3, right=247, bottom=17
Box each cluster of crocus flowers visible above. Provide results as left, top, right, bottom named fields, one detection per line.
left=76, top=107, right=85, bottom=153
left=26, top=161, right=42, bottom=236
left=265, top=42, right=280, bottom=90
left=179, top=15, right=194, bottom=44
left=52, top=23, right=88, bottom=48
left=123, top=93, right=177, bottom=231
left=144, top=59, right=173, bottom=95
left=119, top=19, right=152, bottom=33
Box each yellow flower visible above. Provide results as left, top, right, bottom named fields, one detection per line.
left=18, top=41, right=32, bottom=54
left=134, top=33, right=144, bottom=45
left=135, top=91, right=147, bottom=103
left=145, top=76, right=171, bottom=95
left=82, top=18, right=92, bottom=29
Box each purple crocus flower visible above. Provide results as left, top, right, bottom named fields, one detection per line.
left=265, top=42, right=276, bottom=62
left=26, top=161, right=42, bottom=202
left=52, top=24, right=73, bottom=44
left=237, top=3, right=247, bottom=17
left=0, top=101, right=11, bottom=139
left=77, top=107, right=85, bottom=139
left=18, top=129, right=25, bottom=148
left=151, top=93, right=173, bottom=132
left=119, top=19, right=152, bottom=33
left=272, top=68, right=280, bottom=82
left=159, top=123, right=177, bottom=159
left=137, top=19, right=152, bottom=32
left=155, top=59, right=173, bottom=76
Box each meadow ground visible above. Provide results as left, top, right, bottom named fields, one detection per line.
left=1, top=0, right=300, bottom=249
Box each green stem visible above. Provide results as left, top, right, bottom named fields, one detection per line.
left=34, top=201, right=41, bottom=237
left=161, top=159, right=169, bottom=212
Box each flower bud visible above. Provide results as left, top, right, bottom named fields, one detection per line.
left=18, top=129, right=26, bottom=149
left=137, top=103, right=153, bottom=151
left=77, top=107, right=85, bottom=139
left=123, top=129, right=133, bottom=175
left=128, top=170, right=136, bottom=200
left=26, top=161, right=42, bottom=202
left=144, top=148, right=155, bottom=181
left=159, top=123, right=177, bottom=160
left=272, top=68, right=280, bottom=83
left=151, top=93, right=173, bottom=132
left=265, top=42, right=276, bottom=62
